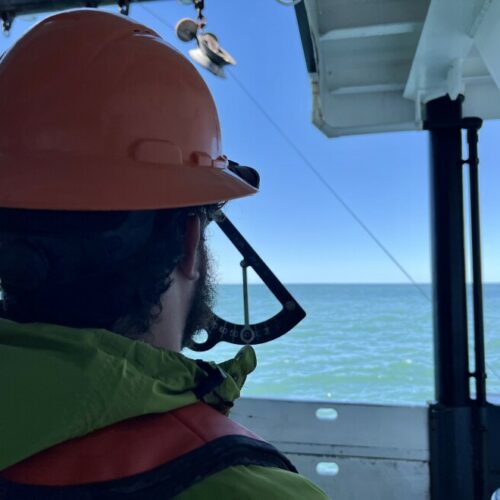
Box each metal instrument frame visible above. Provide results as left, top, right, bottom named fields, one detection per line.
left=190, top=212, right=306, bottom=351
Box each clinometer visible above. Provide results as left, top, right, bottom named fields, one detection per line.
left=189, top=212, right=306, bottom=351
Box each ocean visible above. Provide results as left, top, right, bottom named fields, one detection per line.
left=189, top=284, right=500, bottom=406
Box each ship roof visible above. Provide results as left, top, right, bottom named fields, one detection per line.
left=295, top=0, right=500, bottom=137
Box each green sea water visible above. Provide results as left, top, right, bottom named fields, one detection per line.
left=189, top=284, right=500, bottom=406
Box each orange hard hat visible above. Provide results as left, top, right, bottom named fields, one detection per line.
left=0, top=9, right=258, bottom=211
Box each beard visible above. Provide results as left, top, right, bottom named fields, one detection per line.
left=181, top=238, right=216, bottom=349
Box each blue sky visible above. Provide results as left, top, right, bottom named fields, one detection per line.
left=2, top=0, right=500, bottom=284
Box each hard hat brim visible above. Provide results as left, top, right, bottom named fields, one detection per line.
left=0, top=151, right=258, bottom=211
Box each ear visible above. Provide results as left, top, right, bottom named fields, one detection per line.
left=178, top=215, right=201, bottom=281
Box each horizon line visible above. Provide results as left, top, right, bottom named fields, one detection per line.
left=217, top=281, right=500, bottom=286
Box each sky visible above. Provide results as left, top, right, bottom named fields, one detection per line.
left=2, top=0, right=500, bottom=284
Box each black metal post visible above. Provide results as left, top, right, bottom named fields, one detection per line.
left=427, top=96, right=470, bottom=405
left=464, top=118, right=487, bottom=404
left=464, top=117, right=489, bottom=499
left=425, top=95, right=475, bottom=499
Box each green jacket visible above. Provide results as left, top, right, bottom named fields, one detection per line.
left=0, top=320, right=328, bottom=499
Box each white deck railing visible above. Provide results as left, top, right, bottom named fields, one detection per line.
left=233, top=398, right=430, bottom=499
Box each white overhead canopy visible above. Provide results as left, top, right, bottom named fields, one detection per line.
left=296, top=0, right=500, bottom=137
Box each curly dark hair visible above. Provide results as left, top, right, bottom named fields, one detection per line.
left=0, top=206, right=218, bottom=335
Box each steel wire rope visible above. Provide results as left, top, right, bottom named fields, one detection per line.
left=140, top=2, right=176, bottom=29
left=139, top=2, right=500, bottom=386
left=138, top=3, right=432, bottom=300
left=227, top=70, right=431, bottom=302
left=138, top=2, right=430, bottom=301
left=228, top=70, right=500, bottom=385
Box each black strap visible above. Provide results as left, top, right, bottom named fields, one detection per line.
left=0, top=435, right=297, bottom=500
left=193, top=360, right=227, bottom=399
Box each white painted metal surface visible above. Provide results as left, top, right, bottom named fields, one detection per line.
left=301, top=0, right=430, bottom=137
left=404, top=0, right=500, bottom=121
left=301, top=0, right=500, bottom=137
left=233, top=397, right=430, bottom=499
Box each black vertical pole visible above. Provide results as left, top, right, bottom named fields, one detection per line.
left=428, top=96, right=470, bottom=405
left=464, top=117, right=488, bottom=499
left=464, top=118, right=487, bottom=405
left=426, top=95, right=475, bottom=499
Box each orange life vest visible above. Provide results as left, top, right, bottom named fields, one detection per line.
left=0, top=402, right=296, bottom=499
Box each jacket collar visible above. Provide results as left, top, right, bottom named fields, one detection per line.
left=0, top=319, right=256, bottom=470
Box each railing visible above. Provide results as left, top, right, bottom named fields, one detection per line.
left=233, top=398, right=430, bottom=499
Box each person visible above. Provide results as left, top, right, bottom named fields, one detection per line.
left=0, top=9, right=328, bottom=499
